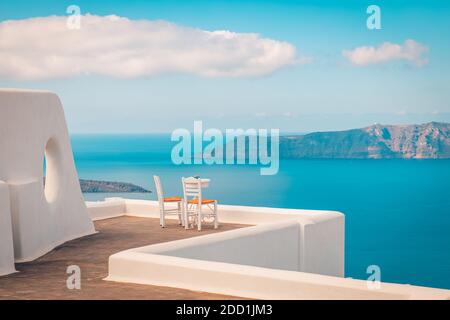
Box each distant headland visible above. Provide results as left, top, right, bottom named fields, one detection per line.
left=44, top=178, right=151, bottom=193
left=79, top=179, right=151, bottom=193
left=280, top=122, right=450, bottom=159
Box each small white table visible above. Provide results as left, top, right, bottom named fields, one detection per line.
left=183, top=177, right=210, bottom=188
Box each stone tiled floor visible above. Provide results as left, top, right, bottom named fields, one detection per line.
left=0, top=216, right=247, bottom=300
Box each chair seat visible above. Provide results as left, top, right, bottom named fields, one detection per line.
left=164, top=196, right=182, bottom=202
left=187, top=198, right=216, bottom=205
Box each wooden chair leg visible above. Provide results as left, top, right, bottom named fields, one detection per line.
left=177, top=201, right=182, bottom=225
left=214, top=201, right=218, bottom=229
left=180, top=201, right=184, bottom=227
left=161, top=211, right=165, bottom=228
left=184, top=203, right=189, bottom=230
left=197, top=205, right=202, bottom=231
left=159, top=207, right=164, bottom=227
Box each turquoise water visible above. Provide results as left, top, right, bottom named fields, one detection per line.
left=72, top=134, right=450, bottom=289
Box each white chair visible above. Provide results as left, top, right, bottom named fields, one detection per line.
left=153, top=175, right=184, bottom=228
left=182, top=177, right=218, bottom=231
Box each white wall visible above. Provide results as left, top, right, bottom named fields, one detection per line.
left=96, top=198, right=449, bottom=299
left=0, top=89, right=95, bottom=266
left=86, top=198, right=126, bottom=221
left=89, top=198, right=344, bottom=277
left=146, top=222, right=301, bottom=272
left=107, top=250, right=450, bottom=299
left=0, top=181, right=15, bottom=276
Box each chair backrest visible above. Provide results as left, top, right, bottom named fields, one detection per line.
left=182, top=177, right=202, bottom=203
left=153, top=175, right=164, bottom=204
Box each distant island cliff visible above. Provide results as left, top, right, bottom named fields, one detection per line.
left=79, top=179, right=151, bottom=193
left=280, top=122, right=450, bottom=159
left=44, top=178, right=150, bottom=193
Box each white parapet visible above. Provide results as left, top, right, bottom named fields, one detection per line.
left=86, top=198, right=127, bottom=221
left=89, top=198, right=450, bottom=299
left=0, top=181, right=16, bottom=276
left=0, top=89, right=96, bottom=265
left=131, top=199, right=344, bottom=276
left=108, top=245, right=450, bottom=299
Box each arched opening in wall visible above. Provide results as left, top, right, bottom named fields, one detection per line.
left=43, top=138, right=61, bottom=203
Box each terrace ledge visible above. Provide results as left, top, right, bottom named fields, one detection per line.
left=87, top=198, right=450, bottom=300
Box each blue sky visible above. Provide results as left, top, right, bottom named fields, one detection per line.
left=0, top=0, right=449, bottom=133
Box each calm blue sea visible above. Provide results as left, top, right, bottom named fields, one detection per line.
left=72, top=134, right=450, bottom=290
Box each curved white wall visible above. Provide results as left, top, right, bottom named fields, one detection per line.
left=91, top=199, right=345, bottom=277
left=0, top=88, right=95, bottom=267
left=0, top=181, right=15, bottom=276
left=147, top=221, right=301, bottom=271
left=96, top=198, right=449, bottom=299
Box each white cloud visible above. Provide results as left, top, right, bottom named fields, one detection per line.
left=0, top=14, right=305, bottom=80
left=254, top=112, right=268, bottom=117
left=281, top=111, right=295, bottom=118
left=342, top=39, right=428, bottom=67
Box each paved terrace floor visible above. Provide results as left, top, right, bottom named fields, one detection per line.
left=0, top=216, right=248, bottom=300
